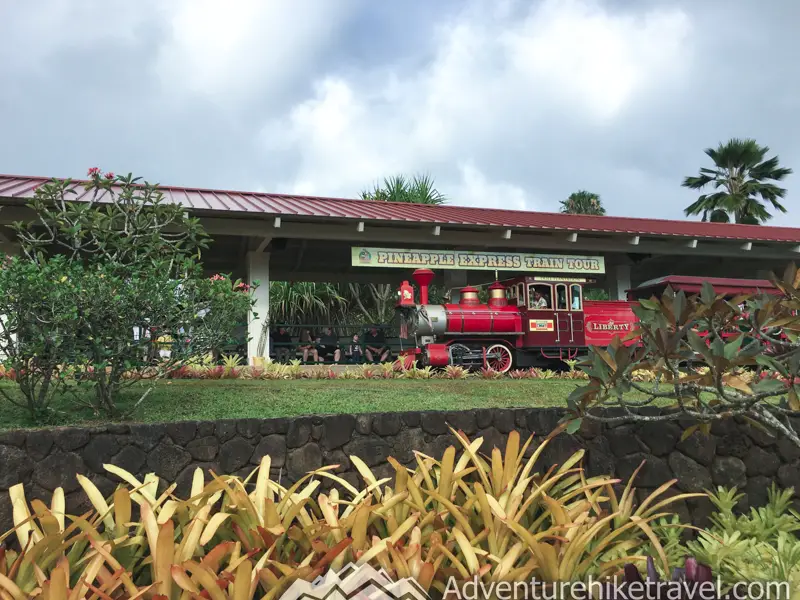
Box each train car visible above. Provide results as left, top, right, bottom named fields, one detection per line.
left=626, top=275, right=779, bottom=301
left=395, top=269, right=778, bottom=373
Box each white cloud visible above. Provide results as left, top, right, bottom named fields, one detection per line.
left=261, top=0, right=692, bottom=210
left=0, top=0, right=161, bottom=75
left=154, top=0, right=356, bottom=107
left=452, top=162, right=533, bottom=210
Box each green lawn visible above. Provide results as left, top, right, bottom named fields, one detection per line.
left=0, top=379, right=586, bottom=430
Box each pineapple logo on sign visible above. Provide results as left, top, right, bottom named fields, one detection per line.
left=280, top=563, right=430, bottom=600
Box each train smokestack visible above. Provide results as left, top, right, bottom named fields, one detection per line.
left=412, top=269, right=435, bottom=304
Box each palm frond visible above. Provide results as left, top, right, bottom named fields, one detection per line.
left=683, top=138, right=792, bottom=224
left=560, top=190, right=605, bottom=215
left=361, top=173, right=446, bottom=205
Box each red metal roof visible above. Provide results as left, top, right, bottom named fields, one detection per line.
left=1, top=173, right=798, bottom=243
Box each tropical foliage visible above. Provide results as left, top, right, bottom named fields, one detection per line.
left=267, top=174, right=449, bottom=328
left=158, top=359, right=588, bottom=380
left=1, top=428, right=698, bottom=598
left=360, top=173, right=446, bottom=205
left=0, top=170, right=254, bottom=420
left=682, top=138, right=793, bottom=224
left=686, top=486, right=800, bottom=588
left=268, top=282, right=348, bottom=327
left=559, top=190, right=606, bottom=216
left=567, top=263, right=800, bottom=450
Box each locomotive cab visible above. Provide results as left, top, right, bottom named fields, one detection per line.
left=501, top=276, right=587, bottom=350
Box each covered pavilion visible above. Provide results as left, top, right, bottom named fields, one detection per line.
left=2, top=173, right=800, bottom=363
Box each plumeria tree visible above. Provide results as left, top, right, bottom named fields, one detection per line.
left=1, top=169, right=254, bottom=419
left=566, top=264, right=800, bottom=448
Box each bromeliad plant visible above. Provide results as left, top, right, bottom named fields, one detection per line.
left=1, top=427, right=699, bottom=598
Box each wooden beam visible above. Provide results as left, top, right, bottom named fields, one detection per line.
left=270, top=270, right=400, bottom=284
left=256, top=237, right=272, bottom=253
left=195, top=217, right=796, bottom=260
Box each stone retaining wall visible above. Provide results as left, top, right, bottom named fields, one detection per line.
left=1, top=408, right=798, bottom=533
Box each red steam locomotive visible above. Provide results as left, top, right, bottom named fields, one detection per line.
left=394, top=268, right=778, bottom=373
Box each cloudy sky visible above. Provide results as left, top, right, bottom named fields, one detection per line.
left=1, top=0, right=798, bottom=223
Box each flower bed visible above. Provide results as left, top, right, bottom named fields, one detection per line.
left=2, top=426, right=798, bottom=598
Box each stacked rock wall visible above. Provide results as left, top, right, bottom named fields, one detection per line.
left=1, top=408, right=798, bottom=533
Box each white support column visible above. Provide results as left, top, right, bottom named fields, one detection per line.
left=0, top=243, right=19, bottom=360
left=606, top=264, right=631, bottom=300
left=246, top=251, right=270, bottom=364
left=443, top=270, right=468, bottom=303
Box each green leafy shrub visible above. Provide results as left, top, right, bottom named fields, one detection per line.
left=684, top=486, right=800, bottom=589
left=0, top=255, right=83, bottom=421
left=1, top=170, right=255, bottom=419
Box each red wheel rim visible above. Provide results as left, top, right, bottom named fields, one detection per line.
left=486, top=344, right=512, bottom=373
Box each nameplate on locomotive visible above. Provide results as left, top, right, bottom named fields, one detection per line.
left=529, top=319, right=555, bottom=332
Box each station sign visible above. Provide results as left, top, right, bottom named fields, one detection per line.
left=352, top=247, right=605, bottom=274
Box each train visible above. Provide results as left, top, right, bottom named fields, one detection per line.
left=394, top=268, right=779, bottom=373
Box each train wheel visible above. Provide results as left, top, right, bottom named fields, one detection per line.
left=486, top=344, right=513, bottom=373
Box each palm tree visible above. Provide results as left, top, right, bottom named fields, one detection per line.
left=349, top=174, right=447, bottom=323
left=560, top=191, right=606, bottom=215
left=360, top=174, right=446, bottom=205
left=682, top=138, right=793, bottom=224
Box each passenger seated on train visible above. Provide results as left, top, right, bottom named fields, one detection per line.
left=364, top=325, right=390, bottom=363
left=531, top=290, right=549, bottom=309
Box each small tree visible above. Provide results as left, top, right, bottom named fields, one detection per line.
left=567, top=264, right=800, bottom=449
left=5, top=169, right=254, bottom=417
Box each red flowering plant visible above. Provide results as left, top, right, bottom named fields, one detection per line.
left=3, top=169, right=256, bottom=419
